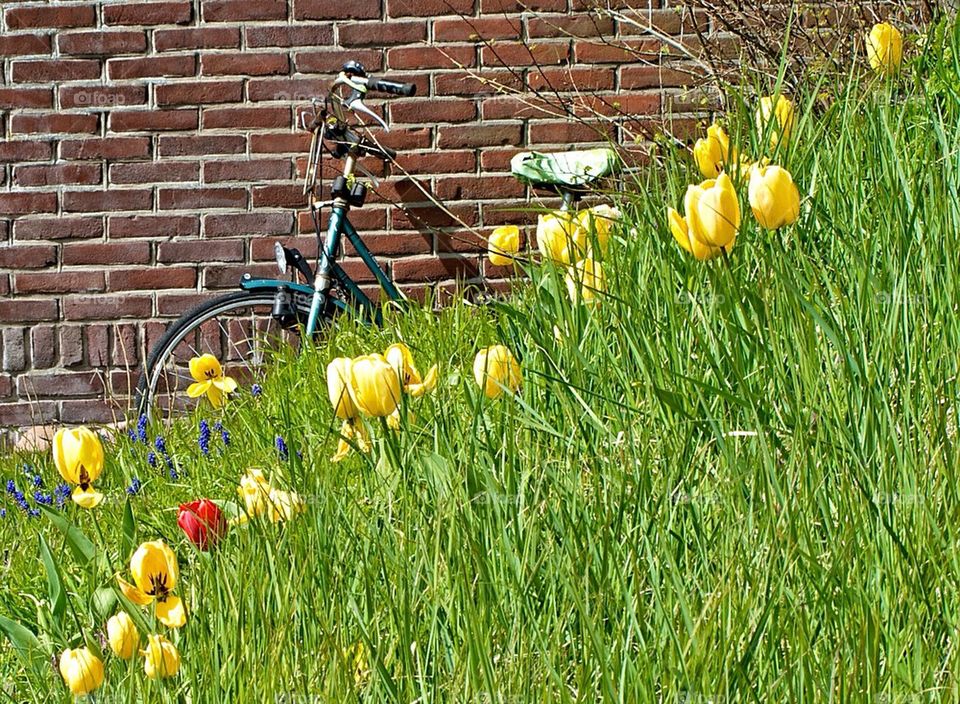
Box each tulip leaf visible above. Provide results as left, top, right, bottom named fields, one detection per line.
left=38, top=505, right=96, bottom=566
left=113, top=587, right=152, bottom=638
left=37, top=535, right=66, bottom=622
left=0, top=615, right=46, bottom=671
left=91, top=587, right=117, bottom=621
left=210, top=499, right=241, bottom=520
left=121, top=498, right=137, bottom=559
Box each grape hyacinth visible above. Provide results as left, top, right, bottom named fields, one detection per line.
left=32, top=474, right=43, bottom=488
left=33, top=491, right=53, bottom=506
left=276, top=435, right=289, bottom=461
left=147, top=451, right=158, bottom=468
left=54, top=484, right=71, bottom=508
left=137, top=414, right=148, bottom=444
left=126, top=477, right=142, bottom=496
left=198, top=420, right=211, bottom=456
left=252, top=383, right=262, bottom=398
left=214, top=421, right=230, bottom=446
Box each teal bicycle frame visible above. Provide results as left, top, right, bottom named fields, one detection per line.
left=239, top=153, right=403, bottom=335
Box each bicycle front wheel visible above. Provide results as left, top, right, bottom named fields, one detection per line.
left=135, top=289, right=326, bottom=420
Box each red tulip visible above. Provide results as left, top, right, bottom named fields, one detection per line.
left=177, top=499, right=227, bottom=550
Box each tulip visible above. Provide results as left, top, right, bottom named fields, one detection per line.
left=867, top=23, right=903, bottom=76
left=576, top=204, right=620, bottom=256
left=345, top=641, right=370, bottom=687
left=118, top=540, right=186, bottom=628
left=349, top=354, right=401, bottom=418
left=142, top=634, right=180, bottom=679
left=473, top=345, right=522, bottom=400
left=668, top=207, right=725, bottom=261
left=327, top=357, right=370, bottom=462
left=537, top=212, right=581, bottom=264
left=756, top=94, right=795, bottom=149
left=749, top=165, right=801, bottom=230
left=266, top=488, right=305, bottom=523
left=693, top=122, right=731, bottom=178
left=186, top=354, right=237, bottom=408
left=237, top=468, right=272, bottom=518
left=59, top=647, right=104, bottom=696
left=384, top=343, right=437, bottom=398
left=53, top=427, right=105, bottom=509
left=566, top=257, right=605, bottom=304
left=177, top=499, right=228, bottom=550
left=107, top=611, right=139, bottom=660
left=685, top=173, right=740, bottom=248
left=488, top=225, right=520, bottom=267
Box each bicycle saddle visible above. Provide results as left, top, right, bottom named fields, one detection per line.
left=510, top=148, right=618, bottom=194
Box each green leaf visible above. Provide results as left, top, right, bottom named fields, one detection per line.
left=210, top=499, right=241, bottom=521
left=38, top=535, right=66, bottom=622
left=0, top=615, right=46, bottom=671
left=38, top=505, right=96, bottom=566
left=91, top=587, right=117, bottom=621
left=113, top=588, right=152, bottom=637
left=121, top=498, right=137, bottom=559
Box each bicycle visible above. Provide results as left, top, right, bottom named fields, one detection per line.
left=136, top=60, right=617, bottom=419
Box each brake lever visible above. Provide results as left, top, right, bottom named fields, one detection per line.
left=346, top=91, right=389, bottom=131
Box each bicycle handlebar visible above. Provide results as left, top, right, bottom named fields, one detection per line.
left=366, top=78, right=417, bottom=97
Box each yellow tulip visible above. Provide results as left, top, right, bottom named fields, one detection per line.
left=488, top=225, right=520, bottom=267
left=536, top=212, right=581, bottom=264
left=668, top=208, right=725, bottom=261
left=566, top=257, right=605, bottom=304
left=867, top=22, right=903, bottom=76
left=267, top=488, right=305, bottom=523
left=685, top=173, right=740, bottom=248
left=121, top=540, right=186, bottom=628
left=330, top=418, right=371, bottom=463
left=186, top=353, right=238, bottom=408
left=345, top=641, right=370, bottom=687
left=756, top=94, right=795, bottom=149
left=52, top=427, right=105, bottom=509
left=576, top=204, right=620, bottom=256
left=327, top=357, right=358, bottom=421
left=142, top=634, right=180, bottom=679
left=107, top=611, right=139, bottom=660
left=473, top=345, right=522, bottom=400
left=237, top=468, right=272, bottom=517
left=59, top=647, right=104, bottom=696
left=384, top=343, right=437, bottom=398
left=693, top=122, right=731, bottom=178
left=749, top=165, right=801, bottom=230
left=349, top=354, right=401, bottom=418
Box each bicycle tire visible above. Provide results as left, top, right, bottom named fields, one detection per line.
left=135, top=289, right=326, bottom=419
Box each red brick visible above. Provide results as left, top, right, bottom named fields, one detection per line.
left=528, top=119, right=612, bottom=144
left=387, top=45, right=476, bottom=70
left=15, top=217, right=104, bottom=240
left=159, top=187, right=247, bottom=209
left=339, top=20, right=426, bottom=47
left=201, top=52, right=289, bottom=76
left=61, top=137, right=152, bottom=160
left=110, top=109, right=198, bottom=132
left=435, top=175, right=525, bottom=201
left=526, top=66, right=615, bottom=91
left=620, top=65, right=692, bottom=90
left=109, top=267, right=196, bottom=290
left=14, top=164, right=102, bottom=187
left=480, top=95, right=555, bottom=119
left=0, top=34, right=53, bottom=57
left=158, top=135, right=247, bottom=156
left=204, top=263, right=277, bottom=288
left=10, top=113, right=99, bottom=135
left=203, top=0, right=287, bottom=21
left=433, top=17, right=521, bottom=42
left=205, top=212, right=293, bottom=236
left=204, top=159, right=292, bottom=182
left=526, top=14, right=614, bottom=38
left=62, top=189, right=153, bottom=213
left=110, top=215, right=199, bottom=238
left=58, top=30, right=147, bottom=55
left=392, top=203, right=479, bottom=231
left=0, top=298, right=59, bottom=322
left=12, top=59, right=101, bottom=82
left=438, top=123, right=523, bottom=149
left=434, top=70, right=522, bottom=96
left=0, top=141, right=54, bottom=162
left=158, top=239, right=245, bottom=263
left=16, top=271, right=105, bottom=294
left=60, top=85, right=147, bottom=109
left=155, top=27, right=240, bottom=51
left=295, top=49, right=383, bottom=74
left=156, top=80, right=243, bottom=106
left=480, top=0, right=566, bottom=10
left=104, top=2, right=193, bottom=25
left=245, top=24, right=333, bottom=48
left=393, top=255, right=479, bottom=282
left=481, top=41, right=570, bottom=67
left=0, top=87, right=53, bottom=109
left=63, top=241, right=152, bottom=266
left=30, top=326, right=57, bottom=369
left=387, top=0, right=473, bottom=16
left=574, top=39, right=661, bottom=63
left=251, top=185, right=307, bottom=208
left=203, top=106, right=291, bottom=129
left=61, top=399, right=117, bottom=423
left=18, top=372, right=105, bottom=397
left=391, top=99, right=476, bottom=124
left=397, top=150, right=477, bottom=174
left=294, top=0, right=380, bottom=20
left=108, top=55, right=197, bottom=79
left=247, top=77, right=326, bottom=102
left=0, top=193, right=57, bottom=216
left=0, top=402, right=58, bottom=426
left=112, top=323, right=140, bottom=366
left=0, top=245, right=57, bottom=269
left=5, top=5, right=96, bottom=29
left=64, top=294, right=153, bottom=320
left=110, top=161, right=200, bottom=184
left=250, top=133, right=312, bottom=154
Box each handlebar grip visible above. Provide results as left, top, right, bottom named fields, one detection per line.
left=367, top=78, right=417, bottom=97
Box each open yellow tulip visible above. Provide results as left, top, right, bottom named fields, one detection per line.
left=118, top=540, right=186, bottom=628
left=327, top=357, right=370, bottom=462
left=488, top=225, right=520, bottom=266
left=384, top=343, right=437, bottom=398
left=186, top=354, right=237, bottom=408
left=867, top=22, right=903, bottom=76
left=349, top=354, right=401, bottom=418
left=693, top=122, right=731, bottom=179
left=143, top=634, right=180, bottom=679
left=237, top=468, right=272, bottom=518
left=756, top=94, right=795, bottom=149
left=107, top=611, right=140, bottom=660
left=59, top=647, right=104, bottom=696
left=53, top=426, right=105, bottom=509
left=749, top=165, right=801, bottom=230
left=474, top=345, right=522, bottom=400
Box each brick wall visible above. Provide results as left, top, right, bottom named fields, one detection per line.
left=0, top=0, right=699, bottom=426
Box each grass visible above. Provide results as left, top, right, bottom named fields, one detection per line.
left=3, top=15, right=960, bottom=703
